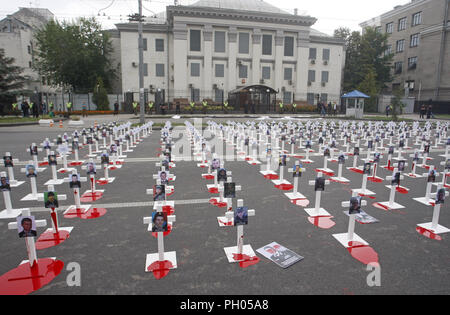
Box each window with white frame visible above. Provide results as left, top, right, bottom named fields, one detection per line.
left=386, top=22, right=394, bottom=34
left=410, top=33, right=419, bottom=47
left=412, top=12, right=422, bottom=26
left=396, top=39, right=405, bottom=53
left=398, top=17, right=407, bottom=31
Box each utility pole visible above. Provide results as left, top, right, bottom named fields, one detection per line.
left=129, top=1, right=146, bottom=124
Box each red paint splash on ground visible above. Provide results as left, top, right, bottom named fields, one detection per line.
left=147, top=260, right=173, bottom=280
left=329, top=178, right=350, bottom=184
left=232, top=253, right=260, bottom=268
left=416, top=226, right=442, bottom=241
left=38, top=162, right=49, bottom=166
left=218, top=219, right=233, bottom=226
left=208, top=187, right=219, bottom=194
left=372, top=202, right=390, bottom=211
left=315, top=169, right=335, bottom=177
left=292, top=155, right=304, bottom=159
left=307, top=216, right=336, bottom=229
left=80, top=208, right=107, bottom=219
left=348, top=168, right=364, bottom=174
left=290, top=199, right=310, bottom=207
left=202, top=174, right=214, bottom=180
left=263, top=174, right=279, bottom=180
left=35, top=230, right=70, bottom=250
left=209, top=198, right=227, bottom=208
left=161, top=205, right=175, bottom=215
left=382, top=166, right=394, bottom=171
left=109, top=166, right=117, bottom=171
left=0, top=259, right=64, bottom=295
left=358, top=194, right=376, bottom=200
left=396, top=187, right=409, bottom=194
left=367, top=176, right=383, bottom=183
left=96, top=180, right=109, bottom=186
left=274, top=184, right=294, bottom=191
left=58, top=169, right=68, bottom=174
left=68, top=162, right=83, bottom=166
left=80, top=191, right=104, bottom=203
left=347, top=242, right=379, bottom=265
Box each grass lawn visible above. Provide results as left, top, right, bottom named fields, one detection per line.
left=0, top=116, right=52, bottom=124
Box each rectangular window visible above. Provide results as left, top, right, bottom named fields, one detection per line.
left=239, top=64, right=248, bottom=78
left=385, top=44, right=392, bottom=56
left=262, top=34, right=272, bottom=55
left=215, top=64, right=224, bottom=77
left=238, top=32, right=249, bottom=54
left=396, top=39, right=405, bottom=53
left=142, top=38, right=147, bottom=51
left=143, top=63, right=148, bottom=77
left=191, top=63, right=200, bottom=77
left=376, top=26, right=382, bottom=33
left=284, top=68, right=292, bottom=81
left=215, top=89, right=224, bottom=103
left=190, top=30, right=201, bottom=52
left=386, top=22, right=393, bottom=34
left=191, top=88, right=200, bottom=102
left=322, top=48, right=330, bottom=61
left=309, top=47, right=317, bottom=59
left=321, top=71, right=329, bottom=83
left=412, top=12, right=422, bottom=26
left=284, top=36, right=294, bottom=57
left=410, top=33, right=419, bottom=47
left=307, top=93, right=315, bottom=105
left=27, top=45, right=31, bottom=54
left=156, top=64, right=164, bottom=77
left=408, top=56, right=417, bottom=70
left=308, top=70, right=315, bottom=82
left=398, top=17, right=407, bottom=31
left=262, top=66, right=271, bottom=80
left=283, top=92, right=292, bottom=104
left=155, top=39, right=164, bottom=52
left=214, top=31, right=226, bottom=53
left=394, top=61, right=403, bottom=74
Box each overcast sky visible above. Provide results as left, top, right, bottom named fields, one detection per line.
left=1, top=0, right=412, bottom=35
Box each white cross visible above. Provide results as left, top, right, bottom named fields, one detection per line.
left=378, top=168, right=406, bottom=210
left=304, top=172, right=332, bottom=217
left=8, top=209, right=47, bottom=267
left=351, top=160, right=376, bottom=197
left=20, top=161, right=44, bottom=201
left=26, top=143, right=45, bottom=172
left=285, top=160, right=307, bottom=199
left=3, top=152, right=24, bottom=187
left=63, top=170, right=90, bottom=215
left=0, top=171, right=28, bottom=219
left=417, top=184, right=450, bottom=235
left=37, top=184, right=71, bottom=235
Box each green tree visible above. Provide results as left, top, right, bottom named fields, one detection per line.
left=34, top=17, right=115, bottom=94
left=92, top=77, right=110, bottom=111
left=391, top=87, right=405, bottom=121
left=0, top=49, right=27, bottom=110
left=357, top=66, right=378, bottom=112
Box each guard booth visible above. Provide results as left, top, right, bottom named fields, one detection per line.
left=342, top=90, right=370, bottom=119
left=228, top=85, right=277, bottom=114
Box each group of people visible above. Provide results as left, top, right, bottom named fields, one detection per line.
left=20, top=101, right=48, bottom=118
left=419, top=104, right=435, bottom=119
left=318, top=101, right=338, bottom=117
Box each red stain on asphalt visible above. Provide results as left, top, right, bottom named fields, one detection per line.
left=232, top=253, right=260, bottom=268
left=307, top=216, right=336, bottom=229
left=372, top=202, right=390, bottom=211
left=147, top=260, right=173, bottom=280
left=208, top=187, right=219, bottom=194
left=35, top=231, right=70, bottom=250
left=347, top=242, right=379, bottom=265
left=274, top=184, right=294, bottom=191
left=348, top=167, right=364, bottom=174
left=367, top=176, right=383, bottom=183
left=396, top=187, right=409, bottom=194
left=290, top=199, right=310, bottom=207
left=315, top=169, right=335, bottom=176
left=202, top=174, right=214, bottom=180
left=358, top=194, right=376, bottom=200
left=263, top=174, right=279, bottom=180
left=416, top=227, right=442, bottom=241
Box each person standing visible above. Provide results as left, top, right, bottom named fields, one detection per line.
left=175, top=101, right=181, bottom=115
left=420, top=104, right=426, bottom=119
left=427, top=104, right=432, bottom=119
left=21, top=101, right=28, bottom=117
left=386, top=104, right=390, bottom=117
left=82, top=103, right=87, bottom=118
left=114, top=102, right=119, bottom=116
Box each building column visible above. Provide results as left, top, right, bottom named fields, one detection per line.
left=251, top=29, right=262, bottom=86
left=227, top=27, right=238, bottom=93
left=173, top=23, right=188, bottom=99
left=295, top=31, right=310, bottom=102
left=274, top=30, right=284, bottom=97
left=203, top=25, right=213, bottom=100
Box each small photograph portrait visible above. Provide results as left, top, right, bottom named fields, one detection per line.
left=281, top=135, right=286, bottom=141
left=290, top=137, right=296, bottom=145
left=399, top=140, right=404, bottom=148
left=211, top=158, right=221, bottom=170
left=48, top=154, right=57, bottom=166
left=56, top=137, right=63, bottom=145
left=29, top=145, right=38, bottom=156
left=353, top=147, right=360, bottom=156
left=218, top=168, right=227, bottom=182
left=315, top=177, right=325, bottom=192
left=349, top=196, right=362, bottom=215
left=398, top=160, right=406, bottom=172
left=109, top=144, right=117, bottom=154
left=87, top=137, right=94, bottom=145
left=436, top=188, right=445, bottom=205
left=363, top=162, right=371, bottom=175
left=201, top=143, right=206, bottom=151
left=330, top=140, right=336, bottom=148
left=3, top=155, right=13, bottom=168
left=43, top=140, right=51, bottom=150
left=373, top=153, right=381, bottom=164
left=224, top=182, right=236, bottom=198
left=375, top=136, right=380, bottom=143
left=244, top=138, right=249, bottom=146
left=101, top=153, right=110, bottom=165
left=0, top=176, right=11, bottom=192
left=17, top=216, right=37, bottom=238
left=388, top=146, right=394, bottom=155
left=427, top=169, right=436, bottom=183
left=279, top=155, right=287, bottom=166
left=367, top=140, right=373, bottom=149
left=424, top=144, right=430, bottom=154
left=323, top=147, right=331, bottom=157
left=234, top=206, right=249, bottom=226
left=292, top=164, right=302, bottom=178
left=318, top=137, right=324, bottom=145
left=153, top=185, right=166, bottom=201
left=26, top=164, right=37, bottom=178
left=125, top=134, right=131, bottom=141
left=69, top=174, right=81, bottom=189
left=164, top=152, right=171, bottom=163
left=159, top=171, right=169, bottom=185
left=413, top=152, right=420, bottom=162
left=391, top=172, right=401, bottom=185
left=152, top=211, right=168, bottom=232
left=305, top=140, right=311, bottom=149
left=338, top=154, right=345, bottom=165
left=44, top=191, right=59, bottom=209
left=86, top=162, right=96, bottom=175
